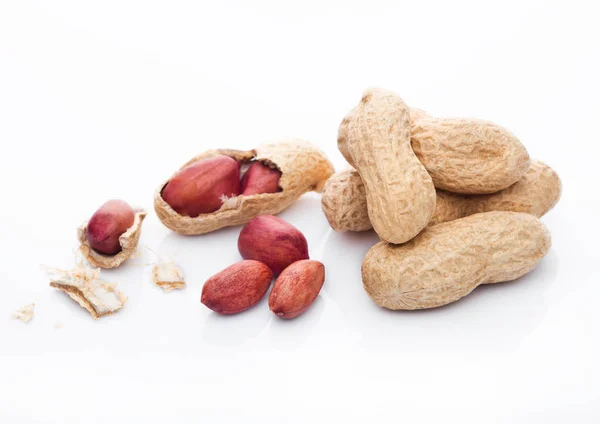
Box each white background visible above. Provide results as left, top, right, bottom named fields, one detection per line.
left=1, top=1, right=599, bottom=423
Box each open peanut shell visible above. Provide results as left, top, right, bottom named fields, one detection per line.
left=154, top=139, right=335, bottom=235
left=77, top=209, right=147, bottom=269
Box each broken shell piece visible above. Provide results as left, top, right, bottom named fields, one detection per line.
left=77, top=209, right=147, bottom=269
left=152, top=261, right=185, bottom=292
left=154, top=140, right=335, bottom=235
left=49, top=266, right=127, bottom=320
left=12, top=303, right=34, bottom=323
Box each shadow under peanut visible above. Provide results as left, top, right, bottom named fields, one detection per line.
left=322, top=228, right=560, bottom=353
left=201, top=293, right=271, bottom=347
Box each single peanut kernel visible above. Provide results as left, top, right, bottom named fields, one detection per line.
left=238, top=215, right=309, bottom=275
left=240, top=161, right=282, bottom=195
left=86, top=199, right=135, bottom=255
left=162, top=155, right=241, bottom=217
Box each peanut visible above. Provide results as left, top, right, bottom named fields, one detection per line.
left=321, top=160, right=561, bottom=232
left=240, top=161, right=282, bottom=195
left=269, top=260, right=325, bottom=319
left=161, top=155, right=241, bottom=217
left=155, top=140, right=334, bottom=235
left=201, top=260, right=273, bottom=315
left=337, top=105, right=429, bottom=168
left=412, top=118, right=530, bottom=194
left=362, top=212, right=551, bottom=310
left=238, top=215, right=309, bottom=275
left=339, top=88, right=436, bottom=244
left=85, top=200, right=135, bottom=255
left=338, top=104, right=530, bottom=194
left=78, top=203, right=146, bottom=269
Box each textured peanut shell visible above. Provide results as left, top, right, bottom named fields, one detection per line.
left=321, top=160, right=560, bottom=232
left=154, top=140, right=334, bottom=235
left=341, top=88, right=436, bottom=244
left=412, top=118, right=530, bottom=194
left=337, top=106, right=429, bottom=167
left=77, top=210, right=146, bottom=269
left=362, top=212, right=551, bottom=310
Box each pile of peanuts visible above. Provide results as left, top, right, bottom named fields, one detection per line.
left=322, top=88, right=561, bottom=309
left=49, top=87, right=560, bottom=320
left=54, top=140, right=335, bottom=319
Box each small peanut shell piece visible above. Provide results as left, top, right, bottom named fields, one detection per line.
left=77, top=209, right=146, bottom=269
left=362, top=212, right=551, bottom=310
left=321, top=160, right=561, bottom=232
left=154, top=140, right=334, bottom=235
left=340, top=88, right=436, bottom=244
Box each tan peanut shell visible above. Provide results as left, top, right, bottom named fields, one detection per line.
left=337, top=106, right=429, bottom=167
left=362, top=212, right=551, bottom=310
left=321, top=160, right=561, bottom=232
left=154, top=140, right=334, bottom=235
left=411, top=118, right=530, bottom=194
left=77, top=209, right=146, bottom=269
left=340, top=88, right=436, bottom=244
left=339, top=104, right=529, bottom=194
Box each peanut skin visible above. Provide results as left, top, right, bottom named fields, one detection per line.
left=201, top=260, right=273, bottom=315
left=161, top=155, right=241, bottom=217
left=340, top=88, right=436, bottom=244
left=362, top=212, right=551, bottom=310
left=269, top=260, right=325, bottom=319
left=86, top=200, right=135, bottom=255
left=238, top=215, right=309, bottom=275
left=321, top=160, right=561, bottom=232
left=240, top=161, right=282, bottom=195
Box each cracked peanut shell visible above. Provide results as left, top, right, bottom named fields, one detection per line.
left=77, top=209, right=146, bottom=269
left=154, top=140, right=334, bottom=235
left=49, top=266, right=127, bottom=319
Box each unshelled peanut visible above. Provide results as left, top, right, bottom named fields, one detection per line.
left=362, top=212, right=551, bottom=310
left=338, top=88, right=436, bottom=244
left=339, top=105, right=530, bottom=194
left=321, top=160, right=561, bottom=232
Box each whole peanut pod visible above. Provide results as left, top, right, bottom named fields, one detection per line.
left=78, top=200, right=146, bottom=269
left=362, top=212, right=551, bottom=310
left=339, top=105, right=530, bottom=194
left=411, top=118, right=530, bottom=194
left=321, top=160, right=561, bottom=232
left=339, top=88, right=436, bottom=244
left=155, top=140, right=334, bottom=235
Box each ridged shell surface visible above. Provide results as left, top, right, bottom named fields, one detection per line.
left=343, top=88, right=436, bottom=244
left=362, top=212, right=551, bottom=310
